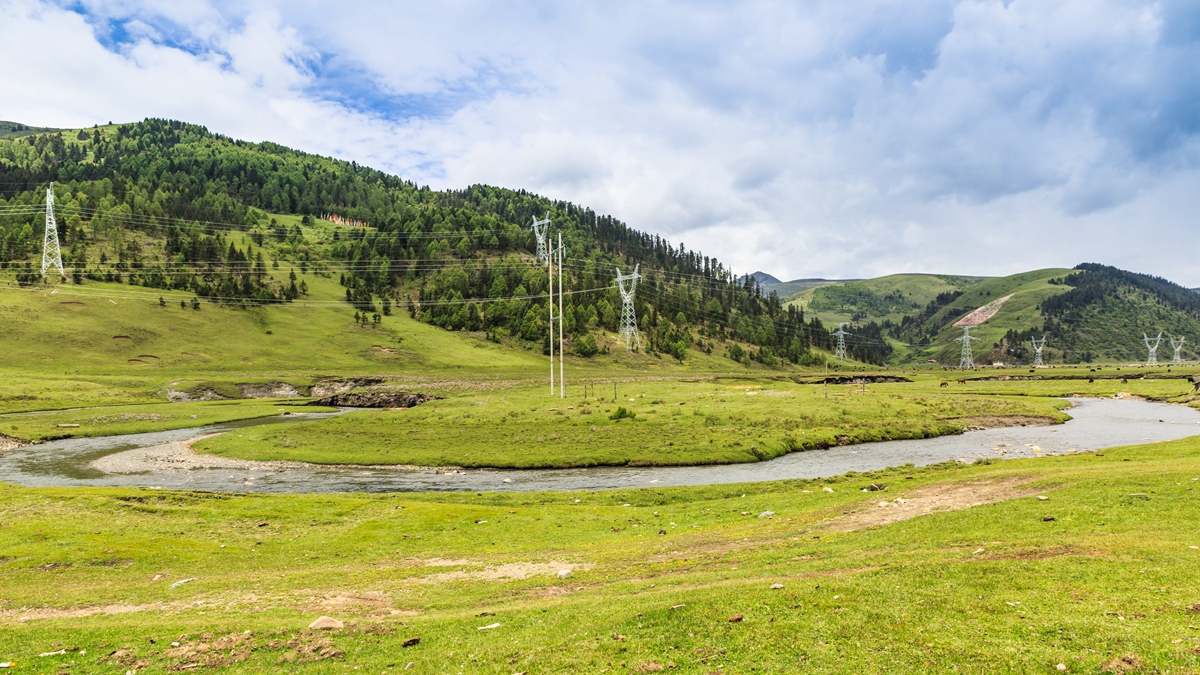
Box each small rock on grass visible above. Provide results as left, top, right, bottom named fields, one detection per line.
left=728, top=614, right=744, bottom=623
left=401, top=637, right=420, bottom=648
left=557, top=569, right=573, bottom=579
left=1056, top=664, right=1067, bottom=672
left=1043, top=516, right=1056, bottom=522
left=770, top=584, right=784, bottom=590
left=1037, top=496, right=1049, bottom=501
left=308, top=616, right=343, bottom=630
left=757, top=511, right=775, bottom=518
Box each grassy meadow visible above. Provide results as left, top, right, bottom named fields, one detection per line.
left=3, top=436, right=1200, bottom=672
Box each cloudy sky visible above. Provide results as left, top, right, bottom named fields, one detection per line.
left=2, top=0, right=1198, bottom=283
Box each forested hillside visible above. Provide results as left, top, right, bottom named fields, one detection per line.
left=1039, top=264, right=1200, bottom=362
left=0, top=119, right=893, bottom=366
left=881, top=265, right=1200, bottom=364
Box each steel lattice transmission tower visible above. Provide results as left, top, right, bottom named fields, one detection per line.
left=615, top=264, right=641, bottom=352
left=1030, top=334, right=1048, bottom=367
left=41, top=182, right=64, bottom=280
left=1170, top=336, right=1185, bottom=364
left=955, top=326, right=979, bottom=369
left=833, top=323, right=849, bottom=360
left=530, top=213, right=550, bottom=265
left=1144, top=332, right=1163, bottom=365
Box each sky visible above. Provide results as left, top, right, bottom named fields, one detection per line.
left=2, top=0, right=1199, bottom=284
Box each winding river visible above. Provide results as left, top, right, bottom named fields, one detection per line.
left=1, top=398, right=1197, bottom=493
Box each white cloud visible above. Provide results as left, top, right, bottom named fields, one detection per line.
left=2, top=0, right=1198, bottom=284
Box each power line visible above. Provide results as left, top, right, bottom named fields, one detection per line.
left=0, top=279, right=610, bottom=307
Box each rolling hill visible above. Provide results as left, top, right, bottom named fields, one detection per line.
left=0, top=118, right=884, bottom=381
left=786, top=273, right=988, bottom=325
left=1, top=119, right=1198, bottom=372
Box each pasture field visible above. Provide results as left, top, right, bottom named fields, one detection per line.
left=3, top=436, right=1200, bottom=673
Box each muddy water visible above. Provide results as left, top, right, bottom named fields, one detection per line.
left=0, top=398, right=1197, bottom=493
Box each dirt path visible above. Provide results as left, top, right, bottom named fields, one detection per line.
left=824, top=475, right=1051, bottom=532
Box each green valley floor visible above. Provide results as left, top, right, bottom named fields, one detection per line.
left=3, top=434, right=1200, bottom=673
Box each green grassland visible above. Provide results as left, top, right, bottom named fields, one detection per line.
left=195, top=377, right=1074, bottom=469
left=4, top=436, right=1200, bottom=672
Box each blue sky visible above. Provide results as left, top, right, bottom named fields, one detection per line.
left=2, top=0, right=1199, bottom=283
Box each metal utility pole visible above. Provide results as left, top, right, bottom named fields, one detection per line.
left=557, top=232, right=565, bottom=398
left=955, top=326, right=978, bottom=369
left=1030, top=335, right=1048, bottom=367
left=616, top=264, right=642, bottom=351
left=41, top=183, right=64, bottom=280
left=548, top=235, right=555, bottom=396
left=833, top=323, right=849, bottom=360
left=1171, top=336, right=1185, bottom=364
left=531, top=213, right=550, bottom=265
left=1144, top=332, right=1163, bottom=365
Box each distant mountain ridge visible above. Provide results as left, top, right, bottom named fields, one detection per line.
left=741, top=271, right=781, bottom=286
left=744, top=272, right=855, bottom=299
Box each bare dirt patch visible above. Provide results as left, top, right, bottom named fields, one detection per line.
left=824, top=475, right=1050, bottom=532
left=947, top=415, right=1059, bottom=430
left=419, top=561, right=585, bottom=583
left=4, top=602, right=164, bottom=623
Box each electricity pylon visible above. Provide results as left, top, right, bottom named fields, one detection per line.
left=41, top=182, right=64, bottom=280
left=615, top=264, right=641, bottom=352
left=955, top=326, right=978, bottom=369
left=1030, top=334, right=1048, bottom=367
left=1171, top=336, right=1185, bottom=364
left=1144, top=332, right=1163, bottom=365
left=531, top=213, right=550, bottom=265
left=833, top=323, right=848, bottom=360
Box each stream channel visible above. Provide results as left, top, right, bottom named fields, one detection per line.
left=1, top=398, right=1198, bottom=493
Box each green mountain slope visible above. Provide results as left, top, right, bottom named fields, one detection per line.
left=0, top=119, right=890, bottom=376
left=788, top=273, right=987, bottom=325
left=892, top=264, right=1200, bottom=365
left=1039, top=264, right=1200, bottom=363
left=896, top=268, right=1071, bottom=363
